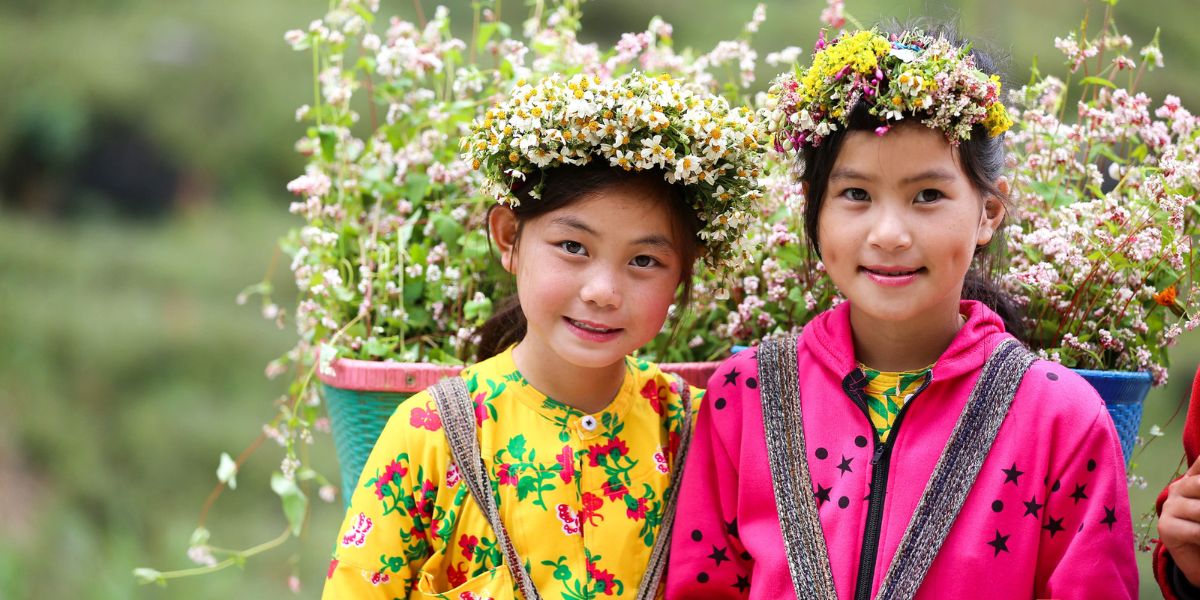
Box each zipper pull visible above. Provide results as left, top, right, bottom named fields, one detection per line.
left=871, top=443, right=887, bottom=466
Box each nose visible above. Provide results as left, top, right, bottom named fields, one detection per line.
left=866, top=204, right=913, bottom=252
left=580, top=267, right=622, bottom=309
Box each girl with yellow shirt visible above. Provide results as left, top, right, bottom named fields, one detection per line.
left=321, top=72, right=765, bottom=599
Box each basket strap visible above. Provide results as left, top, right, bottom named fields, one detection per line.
left=875, top=339, right=1035, bottom=599
left=429, top=377, right=541, bottom=600
left=633, top=375, right=694, bottom=600
left=758, top=335, right=838, bottom=599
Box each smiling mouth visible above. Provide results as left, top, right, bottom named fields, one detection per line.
left=861, top=266, right=924, bottom=276
left=566, top=318, right=622, bottom=334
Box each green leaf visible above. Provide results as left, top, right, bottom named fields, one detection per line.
left=1079, top=76, right=1116, bottom=89
left=507, top=434, right=527, bottom=460
left=364, top=337, right=392, bottom=358
left=464, top=295, right=494, bottom=324
left=462, top=230, right=492, bottom=259
left=317, top=126, right=338, bottom=161
left=404, top=173, right=431, bottom=203
left=271, top=473, right=309, bottom=536
left=217, top=452, right=238, bottom=490
left=431, top=213, right=465, bottom=250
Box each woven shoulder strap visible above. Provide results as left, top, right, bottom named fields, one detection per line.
left=875, top=339, right=1035, bottom=599
left=634, top=375, right=694, bottom=600
left=759, top=337, right=1036, bottom=600
left=429, top=376, right=541, bottom=600
left=758, top=336, right=837, bottom=599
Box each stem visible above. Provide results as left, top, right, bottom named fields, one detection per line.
left=198, top=433, right=268, bottom=527
left=412, top=0, right=426, bottom=28
left=145, top=527, right=292, bottom=583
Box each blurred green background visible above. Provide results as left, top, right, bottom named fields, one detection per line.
left=0, top=0, right=1195, bottom=598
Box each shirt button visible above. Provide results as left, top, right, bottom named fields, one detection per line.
left=580, top=415, right=598, bottom=431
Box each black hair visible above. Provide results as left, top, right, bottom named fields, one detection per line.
left=797, top=22, right=1024, bottom=339
left=474, top=161, right=702, bottom=360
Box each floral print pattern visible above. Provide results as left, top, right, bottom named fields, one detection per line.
left=322, top=347, right=700, bottom=599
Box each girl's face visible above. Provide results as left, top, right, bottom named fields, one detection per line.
left=816, top=124, right=1006, bottom=329
left=493, top=183, right=685, bottom=371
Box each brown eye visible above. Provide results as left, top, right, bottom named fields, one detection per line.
left=559, top=241, right=587, bottom=255
left=844, top=188, right=869, bottom=201
left=916, top=189, right=945, bottom=203
left=631, top=255, right=659, bottom=268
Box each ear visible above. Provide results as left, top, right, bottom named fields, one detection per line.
left=976, top=177, right=1008, bottom=246
left=488, top=205, right=520, bottom=274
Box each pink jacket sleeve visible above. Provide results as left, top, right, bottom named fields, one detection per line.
left=666, top=359, right=753, bottom=598
left=1036, top=393, right=1138, bottom=598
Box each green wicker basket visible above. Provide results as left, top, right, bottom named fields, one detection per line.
left=319, top=358, right=718, bottom=508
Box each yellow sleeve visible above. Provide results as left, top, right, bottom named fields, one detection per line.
left=321, top=389, right=452, bottom=599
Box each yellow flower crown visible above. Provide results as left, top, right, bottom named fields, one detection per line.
left=763, top=29, right=1013, bottom=152
left=462, top=72, right=768, bottom=272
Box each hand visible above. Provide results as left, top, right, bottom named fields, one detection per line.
left=1162, top=458, right=1200, bottom=587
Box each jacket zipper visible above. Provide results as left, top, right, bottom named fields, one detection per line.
left=846, top=373, right=930, bottom=600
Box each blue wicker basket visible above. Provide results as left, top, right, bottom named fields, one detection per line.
left=1072, top=369, right=1152, bottom=463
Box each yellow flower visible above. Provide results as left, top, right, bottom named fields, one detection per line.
left=984, top=102, right=1013, bottom=137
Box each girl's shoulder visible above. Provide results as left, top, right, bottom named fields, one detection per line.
left=1010, top=358, right=1111, bottom=431
left=626, top=355, right=705, bottom=411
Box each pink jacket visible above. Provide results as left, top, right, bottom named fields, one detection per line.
left=666, top=301, right=1137, bottom=599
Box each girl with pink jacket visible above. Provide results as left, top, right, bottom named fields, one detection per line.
left=666, top=26, right=1138, bottom=599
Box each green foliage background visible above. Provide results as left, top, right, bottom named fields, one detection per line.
left=0, top=0, right=1196, bottom=597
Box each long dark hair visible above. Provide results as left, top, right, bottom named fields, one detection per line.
left=796, top=24, right=1024, bottom=340
left=474, top=161, right=702, bottom=359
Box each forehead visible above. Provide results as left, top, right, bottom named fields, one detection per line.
left=831, top=124, right=967, bottom=181
left=535, top=182, right=679, bottom=240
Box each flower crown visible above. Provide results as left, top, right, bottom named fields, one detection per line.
left=462, top=72, right=767, bottom=272
left=764, top=29, right=1013, bottom=152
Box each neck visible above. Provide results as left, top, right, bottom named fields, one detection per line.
left=850, top=304, right=964, bottom=372
left=510, top=341, right=627, bottom=414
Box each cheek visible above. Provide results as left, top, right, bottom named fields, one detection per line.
left=636, top=272, right=682, bottom=324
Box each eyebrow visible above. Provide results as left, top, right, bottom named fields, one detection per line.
left=549, top=216, right=675, bottom=250
left=829, top=167, right=958, bottom=185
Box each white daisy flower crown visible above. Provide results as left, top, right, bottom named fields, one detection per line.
left=462, top=72, right=768, bottom=273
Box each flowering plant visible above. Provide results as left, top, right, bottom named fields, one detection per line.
left=1000, top=9, right=1199, bottom=383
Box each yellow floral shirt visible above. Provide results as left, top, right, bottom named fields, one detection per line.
left=857, top=363, right=931, bottom=443
left=322, top=347, right=702, bottom=600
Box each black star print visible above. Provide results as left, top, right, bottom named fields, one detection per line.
left=837, top=455, right=854, bottom=476
left=1043, top=515, right=1065, bottom=538
left=733, top=574, right=750, bottom=593
left=1002, top=463, right=1024, bottom=486
left=1101, top=506, right=1118, bottom=531
left=986, top=530, right=1011, bottom=556
left=708, top=545, right=730, bottom=566
left=723, top=368, right=741, bottom=386
left=1069, top=483, right=1088, bottom=504
left=814, top=483, right=832, bottom=506
left=1022, top=495, right=1043, bottom=518
left=725, top=519, right=739, bottom=539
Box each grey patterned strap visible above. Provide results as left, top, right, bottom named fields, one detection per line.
left=634, top=375, right=694, bottom=600
left=429, top=377, right=542, bottom=600
left=875, top=339, right=1035, bottom=599
left=758, top=336, right=838, bottom=599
